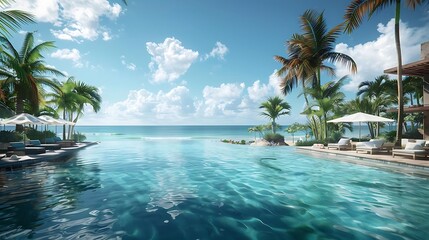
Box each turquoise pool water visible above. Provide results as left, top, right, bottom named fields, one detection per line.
left=1, top=126, right=428, bottom=239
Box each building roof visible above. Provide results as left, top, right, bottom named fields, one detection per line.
left=384, top=58, right=429, bottom=77
left=387, top=105, right=429, bottom=113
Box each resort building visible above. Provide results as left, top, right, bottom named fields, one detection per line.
left=384, top=41, right=429, bottom=139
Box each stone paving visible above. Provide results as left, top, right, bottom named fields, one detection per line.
left=0, top=142, right=98, bottom=170
left=297, top=146, right=429, bottom=177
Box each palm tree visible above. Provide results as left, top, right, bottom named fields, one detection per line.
left=403, top=76, right=423, bottom=106
left=302, top=76, right=347, bottom=140
left=275, top=10, right=356, bottom=141
left=47, top=77, right=101, bottom=139
left=0, top=32, right=64, bottom=130
left=248, top=125, right=267, bottom=139
left=344, top=0, right=427, bottom=145
left=357, top=75, right=396, bottom=136
left=68, top=81, right=101, bottom=137
left=0, top=32, right=64, bottom=113
left=46, top=78, right=81, bottom=139
left=259, top=96, right=291, bottom=134
left=275, top=10, right=357, bottom=94
left=0, top=0, right=34, bottom=37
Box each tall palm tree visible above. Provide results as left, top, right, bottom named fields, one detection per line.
left=275, top=10, right=357, bottom=95
left=46, top=78, right=82, bottom=139
left=344, top=0, right=427, bottom=145
left=0, top=0, right=34, bottom=37
left=0, top=32, right=64, bottom=130
left=0, top=32, right=64, bottom=113
left=259, top=96, right=291, bottom=134
left=47, top=77, right=101, bottom=139
left=68, top=81, right=101, bottom=137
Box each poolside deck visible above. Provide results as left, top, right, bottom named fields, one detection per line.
left=297, top=146, right=429, bottom=176
left=0, top=142, right=98, bottom=170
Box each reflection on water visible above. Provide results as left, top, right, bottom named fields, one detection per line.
left=0, top=155, right=102, bottom=239
left=0, top=140, right=429, bottom=239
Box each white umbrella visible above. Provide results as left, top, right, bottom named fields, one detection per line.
left=328, top=112, right=394, bottom=140
left=0, top=113, right=47, bottom=125
left=0, top=113, right=48, bottom=141
left=38, top=115, right=75, bottom=126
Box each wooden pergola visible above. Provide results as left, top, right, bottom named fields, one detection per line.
left=384, top=44, right=429, bottom=138
left=384, top=58, right=429, bottom=77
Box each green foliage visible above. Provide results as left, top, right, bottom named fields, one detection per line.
left=263, top=133, right=285, bottom=144
left=0, top=130, right=23, bottom=142
left=259, top=96, right=290, bottom=134
left=295, top=140, right=325, bottom=146
left=73, top=132, right=87, bottom=142
left=221, top=139, right=247, bottom=145
left=402, top=129, right=423, bottom=140
left=328, top=131, right=344, bottom=143
left=381, top=130, right=396, bottom=143
left=25, top=128, right=56, bottom=141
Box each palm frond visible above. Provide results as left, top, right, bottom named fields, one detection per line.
left=0, top=10, right=34, bottom=37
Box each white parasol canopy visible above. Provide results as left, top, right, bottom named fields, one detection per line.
left=327, top=112, right=394, bottom=123
left=0, top=113, right=47, bottom=125
left=328, top=112, right=394, bottom=140
left=38, top=115, right=75, bottom=126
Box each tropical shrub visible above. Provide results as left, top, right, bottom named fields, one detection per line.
left=263, top=133, right=285, bottom=144
left=73, top=132, right=87, bottom=142
left=26, top=128, right=56, bottom=141
left=381, top=131, right=396, bottom=143
left=295, top=140, right=325, bottom=146
left=0, top=130, right=23, bottom=142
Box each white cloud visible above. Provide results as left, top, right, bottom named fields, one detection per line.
left=247, top=70, right=283, bottom=102
left=104, top=86, right=195, bottom=123
left=102, top=31, right=112, bottom=41
left=81, top=71, right=285, bottom=125
left=8, top=0, right=124, bottom=41
left=200, top=83, right=245, bottom=117
left=203, top=42, right=228, bottom=60
left=7, top=0, right=60, bottom=23
left=51, top=48, right=83, bottom=68
left=120, top=56, right=136, bottom=71
left=146, top=37, right=199, bottom=83
left=335, top=18, right=429, bottom=91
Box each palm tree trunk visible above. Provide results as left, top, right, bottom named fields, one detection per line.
left=323, top=112, right=328, bottom=140
left=62, top=111, right=66, bottom=140
left=394, top=0, right=404, bottom=147
left=15, top=92, right=24, bottom=132
left=272, top=120, right=276, bottom=134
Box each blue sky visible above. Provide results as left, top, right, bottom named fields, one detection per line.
left=4, top=0, right=429, bottom=125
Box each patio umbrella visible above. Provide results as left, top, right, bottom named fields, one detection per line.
left=0, top=113, right=48, bottom=141
left=327, top=112, right=394, bottom=140
left=0, top=113, right=47, bottom=125
left=38, top=115, right=75, bottom=126
left=38, top=115, right=75, bottom=137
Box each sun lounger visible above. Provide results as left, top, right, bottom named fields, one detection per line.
left=28, top=140, right=61, bottom=150
left=392, top=142, right=428, bottom=160
left=327, top=138, right=351, bottom=150
left=7, top=142, right=46, bottom=156
left=355, top=139, right=391, bottom=154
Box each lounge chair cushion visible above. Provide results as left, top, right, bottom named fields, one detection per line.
left=338, top=138, right=350, bottom=145
left=405, top=142, right=423, bottom=150
left=369, top=139, right=384, bottom=148
left=415, top=140, right=427, bottom=147
left=9, top=142, right=25, bottom=150
left=29, top=140, right=42, bottom=146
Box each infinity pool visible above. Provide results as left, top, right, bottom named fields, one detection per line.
left=1, top=139, right=428, bottom=239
